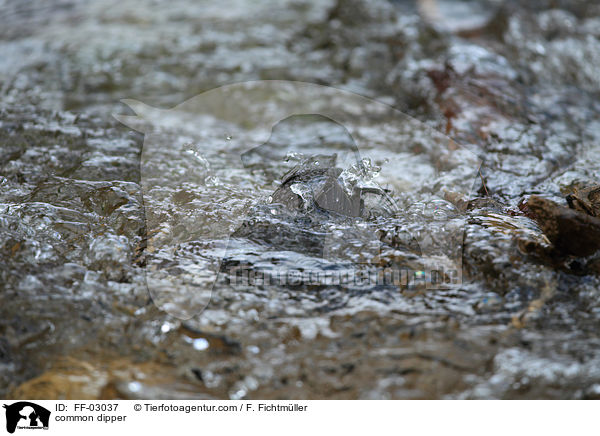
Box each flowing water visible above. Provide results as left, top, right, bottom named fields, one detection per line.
left=1, top=0, right=600, bottom=399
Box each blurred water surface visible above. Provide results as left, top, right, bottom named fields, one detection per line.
left=1, top=0, right=600, bottom=399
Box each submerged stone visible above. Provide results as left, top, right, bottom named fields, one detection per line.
left=525, top=195, right=600, bottom=258
left=566, top=185, right=600, bottom=218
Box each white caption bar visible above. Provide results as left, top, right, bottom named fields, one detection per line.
left=1, top=400, right=597, bottom=436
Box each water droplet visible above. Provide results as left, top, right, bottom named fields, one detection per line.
left=160, top=323, right=171, bottom=333
left=285, top=151, right=304, bottom=162
left=225, top=135, right=232, bottom=140
left=192, top=338, right=209, bottom=350
left=230, top=388, right=247, bottom=400
left=247, top=345, right=260, bottom=354
left=128, top=381, right=142, bottom=393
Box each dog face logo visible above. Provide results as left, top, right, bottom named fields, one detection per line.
left=3, top=402, right=50, bottom=433
left=115, top=80, right=481, bottom=319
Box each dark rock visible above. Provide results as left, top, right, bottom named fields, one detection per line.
left=526, top=195, right=600, bottom=257
left=566, top=186, right=600, bottom=217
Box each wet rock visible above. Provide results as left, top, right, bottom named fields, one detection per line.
left=10, top=357, right=210, bottom=400
left=566, top=185, right=600, bottom=217
left=525, top=195, right=600, bottom=257
left=178, top=324, right=242, bottom=355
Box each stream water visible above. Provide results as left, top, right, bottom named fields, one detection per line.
left=1, top=0, right=600, bottom=399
